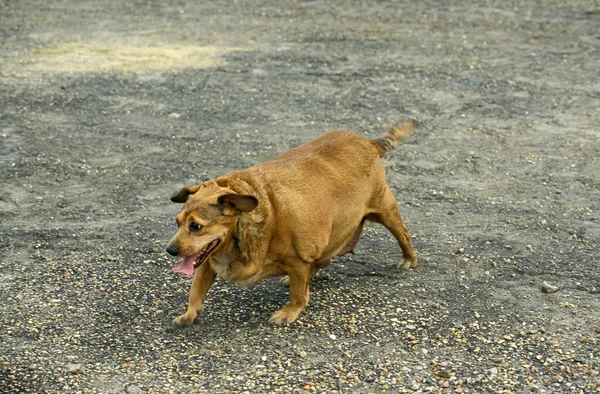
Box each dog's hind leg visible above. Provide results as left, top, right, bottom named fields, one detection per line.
left=173, top=262, right=216, bottom=328
left=369, top=186, right=417, bottom=270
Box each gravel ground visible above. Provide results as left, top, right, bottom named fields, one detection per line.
left=1, top=0, right=599, bottom=393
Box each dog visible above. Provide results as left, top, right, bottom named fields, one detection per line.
left=166, top=121, right=418, bottom=326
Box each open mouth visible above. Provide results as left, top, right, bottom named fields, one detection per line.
left=171, top=239, right=221, bottom=276
left=193, top=239, right=221, bottom=268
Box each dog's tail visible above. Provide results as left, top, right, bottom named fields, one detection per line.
left=370, top=120, right=417, bottom=158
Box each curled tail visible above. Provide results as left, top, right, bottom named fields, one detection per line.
left=370, top=120, right=417, bottom=158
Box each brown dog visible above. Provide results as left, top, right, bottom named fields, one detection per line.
left=166, top=121, right=418, bottom=326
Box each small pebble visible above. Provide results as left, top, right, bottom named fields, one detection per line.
left=541, top=282, right=559, bottom=293
left=127, top=385, right=141, bottom=394
left=66, top=364, right=83, bottom=375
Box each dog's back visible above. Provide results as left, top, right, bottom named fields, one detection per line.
left=238, top=126, right=411, bottom=262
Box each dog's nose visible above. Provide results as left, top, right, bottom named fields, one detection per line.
left=166, top=246, right=179, bottom=256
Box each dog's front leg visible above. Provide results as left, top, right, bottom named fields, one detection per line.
left=269, top=262, right=310, bottom=325
left=173, top=262, right=216, bottom=328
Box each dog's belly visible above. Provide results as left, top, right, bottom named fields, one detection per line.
left=233, top=261, right=282, bottom=289
left=234, top=272, right=262, bottom=289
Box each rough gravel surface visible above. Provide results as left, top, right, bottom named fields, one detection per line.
left=1, top=1, right=599, bottom=393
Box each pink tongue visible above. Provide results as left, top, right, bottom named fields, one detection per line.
left=172, top=255, right=196, bottom=276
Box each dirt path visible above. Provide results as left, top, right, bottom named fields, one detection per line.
left=1, top=1, right=599, bottom=392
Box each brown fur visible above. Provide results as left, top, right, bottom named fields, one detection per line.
left=166, top=121, right=417, bottom=326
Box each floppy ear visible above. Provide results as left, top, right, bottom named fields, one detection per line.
left=218, top=194, right=258, bottom=213
left=170, top=185, right=202, bottom=203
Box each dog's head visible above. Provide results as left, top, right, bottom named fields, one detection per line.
left=166, top=182, right=258, bottom=275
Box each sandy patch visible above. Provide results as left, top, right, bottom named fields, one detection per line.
left=21, top=43, right=243, bottom=74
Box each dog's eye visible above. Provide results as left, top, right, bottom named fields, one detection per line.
left=190, top=222, right=202, bottom=231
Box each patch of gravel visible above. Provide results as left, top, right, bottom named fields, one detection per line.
left=1, top=0, right=599, bottom=393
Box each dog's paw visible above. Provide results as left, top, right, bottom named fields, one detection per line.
left=172, top=313, right=197, bottom=328
left=268, top=307, right=301, bottom=325
left=396, top=257, right=418, bottom=270
left=279, top=276, right=290, bottom=287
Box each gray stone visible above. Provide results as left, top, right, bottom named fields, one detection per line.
left=66, top=363, right=83, bottom=375
left=542, top=282, right=559, bottom=293
left=127, top=385, right=142, bottom=394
